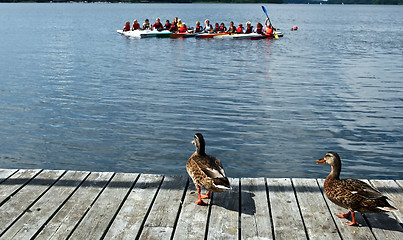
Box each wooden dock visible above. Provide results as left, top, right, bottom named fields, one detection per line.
left=0, top=169, right=402, bottom=240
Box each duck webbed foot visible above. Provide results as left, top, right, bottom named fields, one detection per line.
left=195, top=199, right=208, bottom=206
left=337, top=211, right=359, bottom=226
left=345, top=212, right=359, bottom=226
left=195, top=187, right=209, bottom=206
left=336, top=211, right=351, bottom=219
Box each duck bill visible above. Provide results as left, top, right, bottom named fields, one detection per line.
left=316, top=158, right=326, bottom=164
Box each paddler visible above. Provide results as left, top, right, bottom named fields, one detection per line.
left=152, top=18, right=164, bottom=31
left=164, top=20, right=171, bottom=30
left=245, top=21, right=254, bottom=34
left=255, top=22, right=264, bottom=34
left=194, top=21, right=203, bottom=33
left=213, top=23, right=220, bottom=33
left=177, top=19, right=183, bottom=29
left=219, top=23, right=227, bottom=33
left=264, top=18, right=276, bottom=36
left=169, top=20, right=178, bottom=32
left=227, top=21, right=236, bottom=34
left=142, top=19, right=151, bottom=30
left=203, top=19, right=213, bottom=33
left=236, top=23, right=244, bottom=34
left=123, top=21, right=131, bottom=32
left=132, top=19, right=140, bottom=31
left=179, top=23, right=188, bottom=33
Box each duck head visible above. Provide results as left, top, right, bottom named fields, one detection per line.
left=192, top=133, right=206, bottom=155
left=317, top=152, right=342, bottom=179
left=316, top=152, right=341, bottom=166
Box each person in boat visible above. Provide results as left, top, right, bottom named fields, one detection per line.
left=245, top=21, right=254, bottom=34
left=142, top=19, right=151, bottom=30
left=172, top=17, right=178, bottom=27
left=179, top=23, right=188, bottom=33
left=236, top=23, right=244, bottom=34
left=152, top=18, right=164, bottom=31
left=255, top=22, right=264, bottom=35
left=213, top=23, right=220, bottom=33
left=177, top=19, right=183, bottom=29
left=264, top=18, right=276, bottom=36
left=219, top=23, right=227, bottom=33
left=123, top=21, right=131, bottom=32
left=164, top=20, right=171, bottom=30
left=132, top=19, right=140, bottom=31
left=227, top=21, right=236, bottom=34
left=169, top=20, right=178, bottom=32
left=204, top=19, right=213, bottom=33
left=194, top=21, right=203, bottom=33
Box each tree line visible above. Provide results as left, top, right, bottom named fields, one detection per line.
left=1, top=0, right=402, bottom=4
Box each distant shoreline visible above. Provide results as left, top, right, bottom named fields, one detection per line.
left=1, top=1, right=402, bottom=5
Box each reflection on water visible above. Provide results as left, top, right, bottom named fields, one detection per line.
left=0, top=3, right=402, bottom=179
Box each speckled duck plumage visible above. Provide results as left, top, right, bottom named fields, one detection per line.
left=186, top=133, right=230, bottom=205
left=317, top=152, right=397, bottom=226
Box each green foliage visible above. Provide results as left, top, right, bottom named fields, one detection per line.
left=1, top=0, right=401, bottom=3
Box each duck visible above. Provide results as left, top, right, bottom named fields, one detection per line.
left=316, top=152, right=397, bottom=226
left=186, top=133, right=231, bottom=205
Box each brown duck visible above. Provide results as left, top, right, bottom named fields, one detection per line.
left=186, top=133, right=231, bottom=205
left=317, top=152, right=397, bottom=226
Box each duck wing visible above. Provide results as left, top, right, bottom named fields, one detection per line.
left=342, top=178, right=387, bottom=200
left=200, top=156, right=226, bottom=178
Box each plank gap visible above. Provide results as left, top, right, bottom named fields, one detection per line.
left=0, top=169, right=43, bottom=208
left=65, top=171, right=116, bottom=240
left=0, top=169, right=65, bottom=238
left=265, top=177, right=275, bottom=240
left=100, top=173, right=141, bottom=240
left=135, top=175, right=165, bottom=240
left=169, top=177, right=190, bottom=240
left=203, top=192, right=214, bottom=240
left=31, top=171, right=92, bottom=240
left=291, top=178, right=310, bottom=240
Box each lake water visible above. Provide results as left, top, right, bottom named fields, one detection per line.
left=0, top=3, right=402, bottom=179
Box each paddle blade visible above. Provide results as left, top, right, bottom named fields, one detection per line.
left=274, top=31, right=279, bottom=39
left=262, top=6, right=268, bottom=15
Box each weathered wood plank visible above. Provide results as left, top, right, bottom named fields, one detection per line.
left=1, top=171, right=90, bottom=239
left=267, top=178, right=306, bottom=240
left=370, top=180, right=403, bottom=223
left=34, top=171, right=114, bottom=240
left=0, top=170, right=65, bottom=236
left=0, top=169, right=41, bottom=205
left=0, top=169, right=18, bottom=183
left=292, top=178, right=341, bottom=239
left=68, top=172, right=139, bottom=240
left=207, top=178, right=239, bottom=240
left=241, top=177, right=273, bottom=240
left=317, top=178, right=376, bottom=240
left=363, top=180, right=403, bottom=240
left=396, top=180, right=403, bottom=189
left=104, top=174, right=164, bottom=239
left=172, top=178, right=211, bottom=240
left=138, top=176, right=188, bottom=240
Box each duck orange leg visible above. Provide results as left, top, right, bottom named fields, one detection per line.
left=201, top=191, right=211, bottom=199
left=336, top=211, right=358, bottom=226
left=195, top=187, right=208, bottom=206
left=345, top=212, right=359, bottom=226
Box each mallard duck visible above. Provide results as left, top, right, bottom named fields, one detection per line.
left=317, top=152, right=397, bottom=226
left=186, top=133, right=231, bottom=205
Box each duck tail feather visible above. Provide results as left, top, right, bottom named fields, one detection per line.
left=213, top=178, right=231, bottom=190
left=377, top=206, right=398, bottom=212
